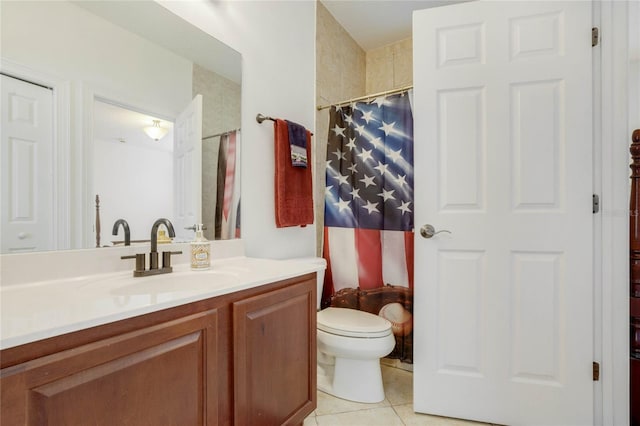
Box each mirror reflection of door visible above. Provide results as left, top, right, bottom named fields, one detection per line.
left=92, top=99, right=174, bottom=246
left=1, top=74, right=54, bottom=253
left=173, top=95, right=202, bottom=242
left=92, top=94, right=240, bottom=246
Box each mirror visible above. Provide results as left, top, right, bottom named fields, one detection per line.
left=0, top=0, right=241, bottom=253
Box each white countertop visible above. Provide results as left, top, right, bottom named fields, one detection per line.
left=0, top=256, right=322, bottom=350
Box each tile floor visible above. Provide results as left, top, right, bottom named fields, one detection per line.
left=304, top=364, right=493, bottom=426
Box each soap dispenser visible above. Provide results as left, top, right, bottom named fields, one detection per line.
left=190, top=224, right=211, bottom=270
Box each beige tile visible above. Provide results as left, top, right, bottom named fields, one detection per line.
left=381, top=357, right=414, bottom=372
left=366, top=45, right=394, bottom=93
left=393, top=38, right=412, bottom=57
left=315, top=390, right=390, bottom=416
left=317, top=0, right=365, bottom=107
left=364, top=37, right=414, bottom=92
left=393, top=37, right=413, bottom=88
left=304, top=413, right=318, bottom=426
left=393, top=403, right=492, bottom=426
left=381, top=364, right=413, bottom=405
left=316, top=407, right=404, bottom=426
left=193, top=63, right=240, bottom=139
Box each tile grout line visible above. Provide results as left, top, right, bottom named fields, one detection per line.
left=390, top=402, right=408, bottom=426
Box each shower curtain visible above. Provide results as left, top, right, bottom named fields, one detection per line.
left=322, top=91, right=414, bottom=363
left=215, top=130, right=241, bottom=239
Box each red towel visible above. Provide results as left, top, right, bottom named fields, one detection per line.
left=274, top=119, right=314, bottom=227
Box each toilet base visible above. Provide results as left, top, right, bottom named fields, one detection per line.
left=318, top=355, right=386, bottom=403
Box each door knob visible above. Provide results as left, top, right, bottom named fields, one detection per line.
left=420, top=224, right=451, bottom=239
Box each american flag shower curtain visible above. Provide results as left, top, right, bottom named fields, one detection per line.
left=215, top=130, right=241, bottom=239
left=322, top=91, right=415, bottom=363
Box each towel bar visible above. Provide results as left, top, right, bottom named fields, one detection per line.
left=256, top=113, right=313, bottom=135
left=256, top=113, right=275, bottom=124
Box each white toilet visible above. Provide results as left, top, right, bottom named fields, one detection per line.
left=301, top=257, right=395, bottom=403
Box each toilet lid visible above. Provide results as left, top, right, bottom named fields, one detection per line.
left=317, top=307, right=392, bottom=338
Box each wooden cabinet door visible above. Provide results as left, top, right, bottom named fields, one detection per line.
left=233, top=279, right=316, bottom=426
left=1, top=309, right=218, bottom=425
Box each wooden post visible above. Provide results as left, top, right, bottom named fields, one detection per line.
left=630, top=129, right=640, bottom=426
left=631, top=130, right=640, bottom=297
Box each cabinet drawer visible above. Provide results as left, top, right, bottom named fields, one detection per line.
left=1, top=309, right=218, bottom=425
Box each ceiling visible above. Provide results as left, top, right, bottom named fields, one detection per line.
left=73, top=1, right=241, bottom=84
left=320, top=0, right=467, bottom=51
left=93, top=100, right=174, bottom=153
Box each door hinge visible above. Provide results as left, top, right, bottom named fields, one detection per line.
left=593, top=362, right=600, bottom=381
left=593, top=194, right=600, bottom=213
left=592, top=27, right=599, bottom=47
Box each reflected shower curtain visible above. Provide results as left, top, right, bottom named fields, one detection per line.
left=215, top=130, right=241, bottom=239
left=322, top=91, right=414, bottom=363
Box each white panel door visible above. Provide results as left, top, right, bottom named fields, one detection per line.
left=1, top=75, right=54, bottom=253
left=173, top=94, right=202, bottom=241
left=412, top=2, right=593, bottom=425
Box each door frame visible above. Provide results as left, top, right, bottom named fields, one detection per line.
left=0, top=58, right=71, bottom=251
left=596, top=1, right=634, bottom=424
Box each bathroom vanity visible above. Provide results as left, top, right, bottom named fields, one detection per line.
left=0, top=256, right=318, bottom=426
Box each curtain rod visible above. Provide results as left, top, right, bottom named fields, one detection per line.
left=316, top=85, right=413, bottom=111
left=203, top=128, right=240, bottom=140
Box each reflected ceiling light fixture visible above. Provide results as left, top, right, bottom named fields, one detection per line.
left=143, top=119, right=168, bottom=141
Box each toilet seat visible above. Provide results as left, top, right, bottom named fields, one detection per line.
left=317, top=307, right=392, bottom=338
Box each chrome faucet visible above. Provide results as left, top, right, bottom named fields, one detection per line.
left=112, top=219, right=130, bottom=246
left=121, top=218, right=181, bottom=277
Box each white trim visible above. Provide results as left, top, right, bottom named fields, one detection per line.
left=55, top=81, right=71, bottom=250
left=598, top=1, right=631, bottom=425
left=592, top=3, right=603, bottom=422
left=94, top=95, right=175, bottom=123
left=79, top=85, right=94, bottom=249
left=0, top=58, right=71, bottom=251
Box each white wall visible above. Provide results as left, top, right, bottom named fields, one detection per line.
left=0, top=1, right=192, bottom=118
left=93, top=138, right=174, bottom=244
left=161, top=1, right=317, bottom=259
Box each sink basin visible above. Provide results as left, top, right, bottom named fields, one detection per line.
left=110, top=269, right=240, bottom=296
